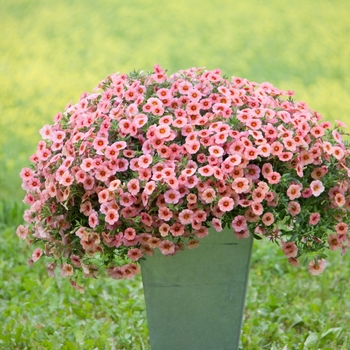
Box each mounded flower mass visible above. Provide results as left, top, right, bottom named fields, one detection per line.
left=17, top=66, right=350, bottom=291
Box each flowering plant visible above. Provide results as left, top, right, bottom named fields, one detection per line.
left=17, top=65, right=350, bottom=292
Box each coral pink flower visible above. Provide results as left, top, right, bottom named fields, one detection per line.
left=198, top=165, right=214, bottom=177
left=61, top=263, right=74, bottom=277
left=261, top=163, right=273, bottom=178
left=187, top=239, right=200, bottom=250
left=309, top=213, right=321, bottom=225
left=251, top=202, right=263, bottom=216
left=127, top=248, right=143, bottom=261
left=105, top=209, right=119, bottom=225
left=218, top=197, right=234, bottom=212
left=286, top=184, right=302, bottom=200
left=95, top=166, right=111, bottom=182
left=310, top=180, right=325, bottom=197
left=308, top=259, right=327, bottom=275
left=158, top=207, right=173, bottom=221
left=93, top=137, right=108, bottom=154
left=127, top=179, right=140, bottom=196
left=16, top=225, right=29, bottom=239
left=164, top=189, right=181, bottom=204
left=245, top=164, right=260, bottom=181
left=266, top=172, right=281, bottom=185
left=335, top=222, right=348, bottom=235
left=178, top=209, right=194, bottom=225
left=328, top=234, right=342, bottom=251
left=159, top=223, right=170, bottom=237
left=138, top=154, right=153, bottom=168
left=88, top=211, right=99, bottom=228
left=59, top=172, right=74, bottom=187
left=334, top=193, right=346, bottom=207
left=244, top=146, right=259, bottom=160
left=287, top=201, right=301, bottom=216
left=194, top=226, right=209, bottom=238
left=252, top=188, right=265, bottom=203
left=209, top=145, right=224, bottom=157
left=231, top=177, right=250, bottom=194
left=262, top=212, right=274, bottom=226
left=233, top=228, right=250, bottom=240
left=231, top=215, right=247, bottom=232
left=158, top=240, right=175, bottom=255
left=32, top=248, right=43, bottom=262
left=281, top=241, right=298, bottom=258
left=211, top=218, right=222, bottom=232
left=201, top=188, right=216, bottom=203
left=170, top=223, right=185, bottom=237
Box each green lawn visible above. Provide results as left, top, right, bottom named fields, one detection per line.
left=1, top=0, right=350, bottom=348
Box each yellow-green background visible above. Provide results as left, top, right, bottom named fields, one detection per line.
left=1, top=0, right=350, bottom=201
left=2, top=2, right=350, bottom=348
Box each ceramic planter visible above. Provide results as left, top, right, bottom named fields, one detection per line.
left=140, top=227, right=253, bottom=350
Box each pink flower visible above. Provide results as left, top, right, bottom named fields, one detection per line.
left=16, top=225, right=29, bottom=239
left=88, top=211, right=99, bottom=228
left=231, top=215, right=247, bottom=232
left=187, top=239, right=200, bottom=250
left=335, top=222, right=348, bottom=235
left=198, top=165, right=214, bottom=177
left=251, top=202, right=263, bottom=216
left=308, top=259, right=327, bottom=275
left=218, top=197, right=235, bottom=212
left=32, top=248, right=43, bottom=262
left=93, top=137, right=108, bottom=154
left=328, top=234, right=342, bottom=251
left=262, top=212, right=274, bottom=226
left=105, top=209, right=119, bottom=225
left=158, top=240, right=176, bottom=255
left=170, top=223, right=186, bottom=237
left=252, top=188, right=266, bottom=203
left=138, top=154, right=153, bottom=168
left=127, top=248, right=143, bottom=261
left=266, top=172, right=281, bottom=185
left=61, top=263, right=74, bottom=277
left=286, top=184, right=302, bottom=200
left=334, top=193, right=346, bottom=207
left=209, top=145, right=224, bottom=157
left=211, top=218, right=222, bottom=232
left=127, top=179, right=140, bottom=196
left=309, top=213, right=321, bottom=225
left=287, top=201, right=301, bottom=216
left=310, top=180, right=325, bottom=197
left=164, top=189, right=181, bottom=204
left=244, top=146, right=259, bottom=160
left=233, top=228, right=250, bottom=240
left=178, top=209, right=194, bottom=225
left=158, top=207, right=173, bottom=221
left=59, top=171, right=74, bottom=187
left=281, top=241, right=298, bottom=258
left=231, top=177, right=250, bottom=194
left=201, top=188, right=216, bottom=203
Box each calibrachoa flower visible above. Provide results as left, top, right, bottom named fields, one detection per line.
left=18, top=65, right=350, bottom=291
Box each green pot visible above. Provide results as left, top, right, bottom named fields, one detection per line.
left=140, top=227, right=253, bottom=350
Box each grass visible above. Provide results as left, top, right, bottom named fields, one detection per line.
left=1, top=202, right=350, bottom=349
left=1, top=0, right=350, bottom=348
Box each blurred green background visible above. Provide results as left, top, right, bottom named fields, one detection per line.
left=1, top=0, right=350, bottom=201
